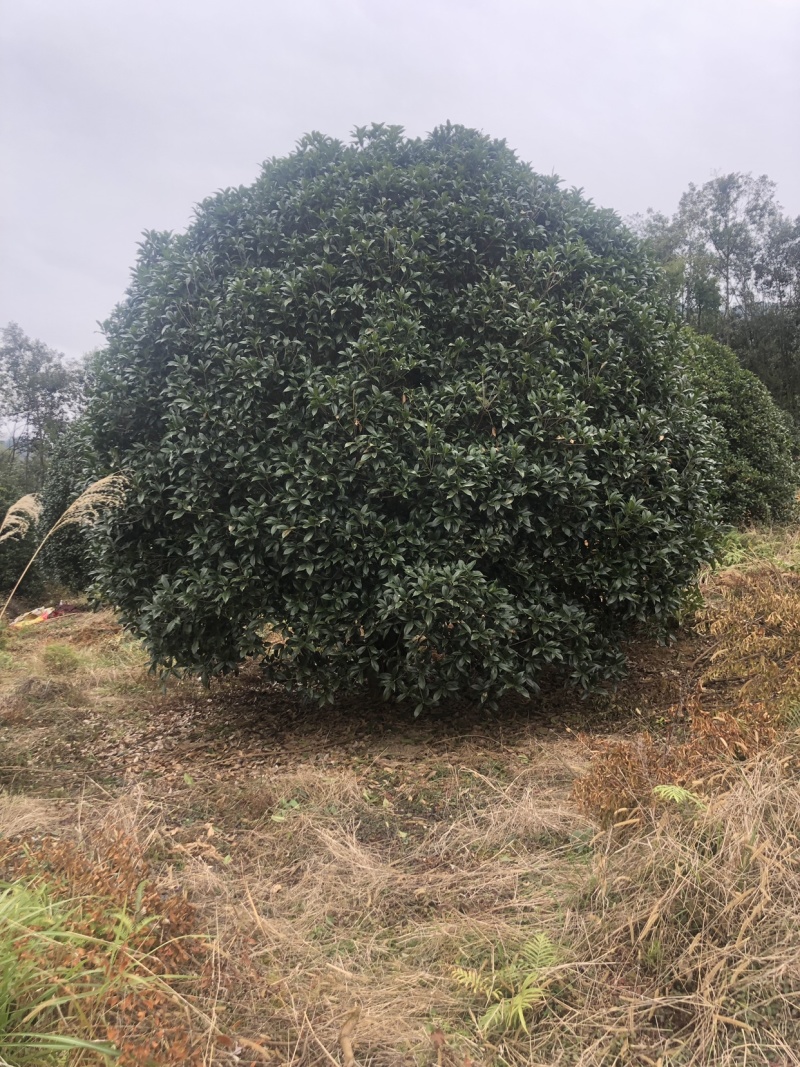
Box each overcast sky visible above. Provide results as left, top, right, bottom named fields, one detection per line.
left=2, top=0, right=799, bottom=360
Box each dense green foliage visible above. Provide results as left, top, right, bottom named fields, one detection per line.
left=0, top=326, right=88, bottom=598
left=90, top=124, right=718, bottom=709
left=38, top=419, right=96, bottom=590
left=686, top=334, right=799, bottom=525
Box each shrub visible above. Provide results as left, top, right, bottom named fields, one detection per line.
left=686, top=333, right=800, bottom=524
left=89, top=123, right=718, bottom=708
left=38, top=418, right=97, bottom=591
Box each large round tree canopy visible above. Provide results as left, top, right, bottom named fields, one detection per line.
left=90, top=123, right=716, bottom=709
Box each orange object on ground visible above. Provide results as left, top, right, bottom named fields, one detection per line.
left=9, top=603, right=83, bottom=627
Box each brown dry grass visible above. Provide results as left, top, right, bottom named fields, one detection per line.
left=573, top=554, right=800, bottom=825
left=0, top=814, right=225, bottom=1065
left=2, top=737, right=794, bottom=1066
left=168, top=736, right=798, bottom=1067
left=0, top=529, right=799, bottom=1064
left=0, top=791, right=63, bottom=836
left=564, top=735, right=800, bottom=1066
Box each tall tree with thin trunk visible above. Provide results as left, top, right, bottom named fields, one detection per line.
left=0, top=323, right=82, bottom=492
left=633, top=175, right=800, bottom=418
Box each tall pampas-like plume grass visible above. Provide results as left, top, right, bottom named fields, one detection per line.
left=48, top=473, right=128, bottom=534
left=0, top=473, right=128, bottom=621
left=0, top=495, right=42, bottom=544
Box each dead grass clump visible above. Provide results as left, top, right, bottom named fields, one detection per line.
left=564, top=738, right=800, bottom=1066
left=180, top=761, right=585, bottom=1065
left=0, top=701, right=28, bottom=725
left=0, top=792, right=64, bottom=837
left=688, top=699, right=778, bottom=759
left=572, top=732, right=679, bottom=824
left=67, top=611, right=128, bottom=646
left=210, top=765, right=366, bottom=832
left=437, top=760, right=589, bottom=856
left=573, top=703, right=780, bottom=824
left=9, top=675, right=64, bottom=701
left=696, top=564, right=800, bottom=709
left=574, top=561, right=795, bottom=823
left=7, top=674, right=79, bottom=707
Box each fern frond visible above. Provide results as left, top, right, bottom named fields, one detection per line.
left=653, top=784, right=706, bottom=809
left=451, top=967, right=491, bottom=999
left=480, top=999, right=511, bottom=1033
left=493, top=964, right=520, bottom=994
left=454, top=932, right=557, bottom=1034
left=480, top=979, right=546, bottom=1034
left=518, top=932, right=556, bottom=972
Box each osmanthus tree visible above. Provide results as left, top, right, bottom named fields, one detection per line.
left=88, top=124, right=718, bottom=710
left=686, top=333, right=799, bottom=525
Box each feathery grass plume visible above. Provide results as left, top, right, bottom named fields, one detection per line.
left=0, top=474, right=128, bottom=621
left=0, top=495, right=42, bottom=545
left=49, top=472, right=128, bottom=533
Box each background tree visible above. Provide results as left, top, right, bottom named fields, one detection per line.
left=88, top=124, right=718, bottom=710
left=0, top=323, right=83, bottom=493
left=737, top=212, right=800, bottom=414
left=37, top=418, right=97, bottom=591
left=632, top=175, right=800, bottom=419
left=685, top=332, right=799, bottom=525
left=680, top=173, right=777, bottom=328
left=634, top=209, right=721, bottom=334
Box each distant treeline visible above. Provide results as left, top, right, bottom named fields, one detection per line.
left=631, top=173, right=800, bottom=420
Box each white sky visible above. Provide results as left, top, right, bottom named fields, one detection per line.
left=2, top=0, right=799, bottom=359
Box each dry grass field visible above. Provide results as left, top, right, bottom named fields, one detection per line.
left=0, top=529, right=799, bottom=1066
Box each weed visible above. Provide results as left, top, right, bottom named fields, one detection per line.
left=0, top=828, right=219, bottom=1066
left=0, top=881, right=122, bottom=1064
left=39, top=643, right=81, bottom=675
left=714, top=527, right=800, bottom=571
left=452, top=933, right=557, bottom=1033
left=653, top=783, right=706, bottom=809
